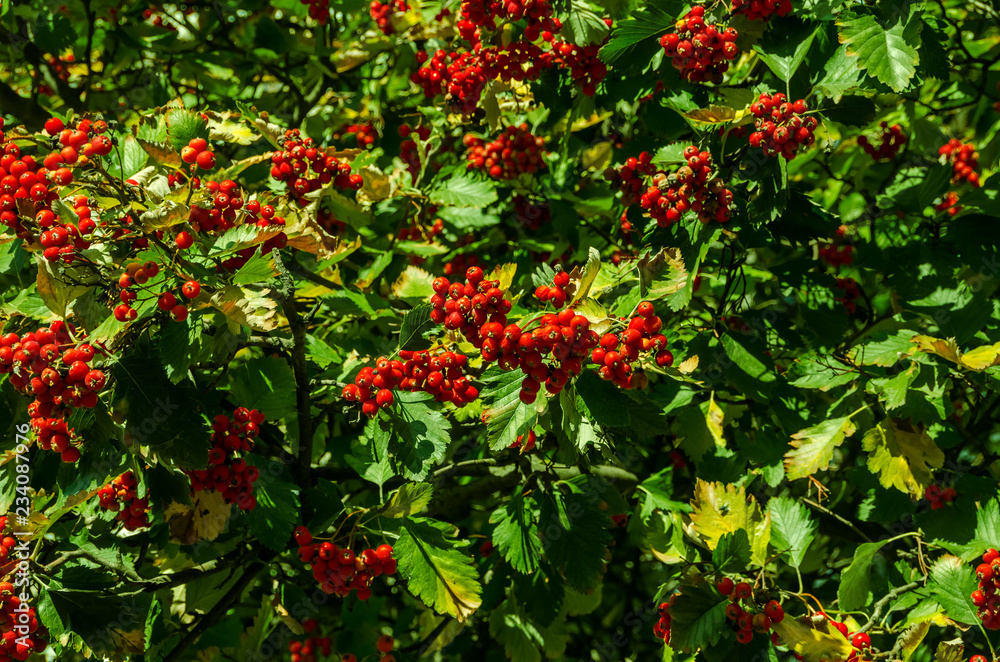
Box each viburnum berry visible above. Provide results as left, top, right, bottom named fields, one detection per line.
left=185, top=407, right=264, bottom=510
left=731, top=0, right=791, bottom=21
left=510, top=429, right=536, bottom=452
left=659, top=7, right=738, bottom=84
left=717, top=577, right=735, bottom=595
left=270, top=128, right=363, bottom=205
left=732, top=581, right=753, bottom=600
left=939, top=139, right=981, bottom=187
left=858, top=122, right=907, bottom=160
left=851, top=632, right=871, bottom=649
left=181, top=280, right=201, bottom=299
left=464, top=124, right=547, bottom=180
left=376, top=636, right=394, bottom=653
left=749, top=92, right=817, bottom=160
left=370, top=0, right=408, bottom=34
left=175, top=230, right=194, bottom=249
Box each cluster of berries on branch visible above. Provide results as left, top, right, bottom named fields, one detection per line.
left=549, top=30, right=611, bottom=96
left=2, top=321, right=108, bottom=463
left=535, top=270, right=572, bottom=308
left=642, top=146, right=733, bottom=226
left=294, top=527, right=397, bottom=599
left=924, top=483, right=957, bottom=510
left=659, top=7, right=738, bottom=84
left=973, top=548, right=1000, bottom=629
left=652, top=594, right=676, bottom=643
left=749, top=94, right=817, bottom=159
left=456, top=0, right=560, bottom=48
left=443, top=253, right=481, bottom=277
left=186, top=407, right=264, bottom=511
left=270, top=129, right=363, bottom=204
left=412, top=50, right=488, bottom=116
left=834, top=277, right=861, bottom=314
left=370, top=0, right=408, bottom=34
left=287, top=619, right=331, bottom=662
left=0, top=517, right=17, bottom=564
left=430, top=267, right=513, bottom=350
left=300, top=0, right=330, bottom=23
left=464, top=125, right=547, bottom=180
left=592, top=302, right=671, bottom=389
left=152, top=278, right=201, bottom=323
left=97, top=471, right=151, bottom=530
left=731, top=0, right=792, bottom=21
left=336, top=122, right=378, bottom=148
left=939, top=139, right=981, bottom=187
left=818, top=225, right=854, bottom=268
left=0, top=576, right=47, bottom=661
left=180, top=136, right=216, bottom=171
left=935, top=191, right=962, bottom=216
left=717, top=578, right=784, bottom=644
left=859, top=122, right=907, bottom=160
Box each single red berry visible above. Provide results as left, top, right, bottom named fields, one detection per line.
left=717, top=577, right=734, bottom=596
left=175, top=231, right=194, bottom=249
left=732, top=582, right=752, bottom=600
left=196, top=150, right=216, bottom=170
left=851, top=633, right=871, bottom=649
left=181, top=280, right=201, bottom=299
left=377, top=636, right=394, bottom=653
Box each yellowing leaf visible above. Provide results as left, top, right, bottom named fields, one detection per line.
left=959, top=344, right=1000, bottom=370
left=935, top=638, right=965, bottom=662
left=570, top=247, right=601, bottom=305
left=357, top=164, right=394, bottom=204
left=393, top=265, right=434, bottom=299
left=771, top=616, right=853, bottom=662
left=689, top=479, right=771, bottom=565
left=677, top=355, right=700, bottom=374
left=707, top=393, right=725, bottom=448
left=164, top=490, right=232, bottom=544
left=785, top=416, right=858, bottom=481
left=582, top=141, right=613, bottom=170
left=136, top=137, right=182, bottom=167
left=683, top=105, right=752, bottom=126
left=140, top=201, right=189, bottom=230
left=862, top=419, right=944, bottom=497
left=910, top=335, right=1000, bottom=371
left=646, top=247, right=688, bottom=299
left=898, top=622, right=930, bottom=662
left=205, top=111, right=259, bottom=145
left=489, top=263, right=518, bottom=293
left=209, top=285, right=281, bottom=332
left=36, top=256, right=87, bottom=318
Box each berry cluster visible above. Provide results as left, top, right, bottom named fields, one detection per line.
left=464, top=125, right=547, bottom=180
left=2, top=321, right=108, bottom=463
left=924, top=484, right=957, bottom=510
left=749, top=94, right=817, bottom=159
left=0, top=578, right=47, bottom=661
left=152, top=279, right=200, bottom=323
left=294, top=527, right=397, bottom=599
left=818, top=225, right=854, bottom=268
left=336, top=122, right=378, bottom=148
left=399, top=124, right=432, bottom=181
left=605, top=152, right=658, bottom=208
left=412, top=50, right=488, bottom=116
left=859, top=122, right=906, bottom=160
left=180, top=136, right=216, bottom=170
left=973, top=548, right=1000, bottom=629
left=288, top=619, right=331, bottom=662
left=186, top=408, right=264, bottom=511
left=659, top=7, right=738, bottom=84
left=731, top=0, right=792, bottom=21
left=97, top=471, right=151, bottom=531
left=342, top=349, right=480, bottom=417
left=653, top=594, right=676, bottom=643
left=641, top=146, right=733, bottom=226
left=592, top=302, right=671, bottom=389
left=939, top=139, right=981, bottom=187
left=270, top=129, right=363, bottom=204
left=0, top=516, right=16, bottom=564
left=113, top=259, right=161, bottom=321
left=430, top=267, right=513, bottom=350
left=301, top=0, right=330, bottom=23
left=478, top=43, right=555, bottom=85
left=494, top=309, right=597, bottom=403
left=935, top=191, right=962, bottom=216
left=834, top=277, right=860, bottom=314
left=716, top=578, right=784, bottom=645
left=550, top=34, right=610, bottom=96
left=536, top=270, right=573, bottom=308
left=370, top=0, right=408, bottom=34
left=456, top=0, right=560, bottom=48
left=510, top=430, right=536, bottom=452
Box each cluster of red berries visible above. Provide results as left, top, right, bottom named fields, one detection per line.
left=935, top=191, right=962, bottom=216
left=513, top=195, right=550, bottom=230
left=113, top=259, right=159, bottom=321
left=179, top=136, right=216, bottom=170
left=342, top=349, right=479, bottom=417
left=653, top=594, right=677, bottom=642
left=859, top=122, right=906, bottom=160
left=412, top=50, right=488, bottom=116
left=370, top=0, right=407, bottom=34
left=0, top=578, right=47, bottom=661
left=464, top=125, right=547, bottom=180
left=398, top=217, right=443, bottom=241
left=494, top=308, right=597, bottom=403
left=924, top=484, right=957, bottom=510
left=0, top=517, right=16, bottom=564
left=835, top=277, right=860, bottom=314
left=186, top=408, right=264, bottom=511
left=749, top=94, right=817, bottom=159
left=819, top=225, right=854, bottom=268
left=716, top=578, right=784, bottom=644
left=456, top=0, right=560, bottom=48
left=300, top=0, right=330, bottom=23
left=659, top=7, right=738, bottom=84
left=430, top=267, right=513, bottom=350
left=336, top=122, right=378, bottom=148
left=97, top=471, right=151, bottom=531
left=399, top=124, right=432, bottom=181
left=731, top=0, right=792, bottom=21
left=642, top=146, right=733, bottom=226
left=270, top=129, right=363, bottom=203
left=550, top=34, right=610, bottom=96
left=592, top=302, right=671, bottom=389
left=152, top=279, right=200, bottom=323
left=288, top=619, right=331, bottom=662
left=510, top=430, right=536, bottom=452
left=605, top=151, right=658, bottom=208
left=294, top=527, right=397, bottom=599
left=477, top=43, right=554, bottom=85
left=939, top=139, right=981, bottom=187
left=2, top=321, right=107, bottom=463
left=789, top=612, right=869, bottom=660
left=973, top=548, right=1000, bottom=629
left=535, top=271, right=572, bottom=308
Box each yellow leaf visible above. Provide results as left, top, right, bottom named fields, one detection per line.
left=357, top=164, right=394, bottom=204
left=707, top=394, right=725, bottom=448
left=771, top=615, right=854, bottom=662
left=393, top=265, right=435, bottom=299
left=645, top=248, right=688, bottom=299
left=862, top=419, right=944, bottom=497
left=785, top=416, right=857, bottom=481
left=689, top=479, right=771, bottom=565
left=209, top=286, right=281, bottom=332
left=206, top=114, right=259, bottom=145
left=677, top=355, right=700, bottom=374
left=911, top=335, right=1000, bottom=371
left=582, top=141, right=613, bottom=170
left=164, top=490, right=232, bottom=544
left=935, top=638, right=965, bottom=662
left=140, top=201, right=189, bottom=230
left=683, top=105, right=752, bottom=126
left=959, top=344, right=1000, bottom=370
left=570, top=247, right=601, bottom=305
left=36, top=256, right=87, bottom=318
left=135, top=137, right=182, bottom=167
left=898, top=622, right=930, bottom=662
left=488, top=263, right=517, bottom=292
left=573, top=298, right=613, bottom=335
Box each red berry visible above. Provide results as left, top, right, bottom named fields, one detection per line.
left=851, top=633, right=870, bottom=649
left=196, top=150, right=216, bottom=170
left=175, top=231, right=194, bottom=249
left=181, top=280, right=201, bottom=299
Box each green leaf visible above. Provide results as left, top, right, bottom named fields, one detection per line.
left=928, top=554, right=978, bottom=624
left=396, top=516, right=483, bottom=622
left=837, top=10, right=921, bottom=93
left=481, top=368, right=538, bottom=451
left=598, top=5, right=675, bottom=64
left=105, top=136, right=150, bottom=181
left=389, top=391, right=451, bottom=481
left=712, top=530, right=752, bottom=572
left=784, top=416, right=858, bottom=481
left=537, top=487, right=612, bottom=592
left=838, top=540, right=889, bottom=610
left=562, top=0, right=610, bottom=46
left=166, top=108, right=210, bottom=152
left=382, top=482, right=434, bottom=518
left=667, top=581, right=730, bottom=651
left=815, top=45, right=864, bottom=102
left=227, top=356, right=297, bottom=420
left=429, top=175, right=498, bottom=207
left=575, top=370, right=631, bottom=427
left=974, top=499, right=1000, bottom=549
left=398, top=303, right=434, bottom=350
left=768, top=496, right=817, bottom=569
left=243, top=457, right=301, bottom=551
left=491, top=492, right=543, bottom=574
left=754, top=26, right=818, bottom=83
left=346, top=416, right=395, bottom=487
left=231, top=251, right=276, bottom=285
